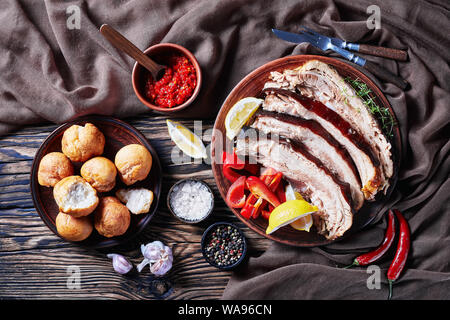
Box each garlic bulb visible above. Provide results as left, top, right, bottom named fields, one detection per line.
left=150, top=246, right=173, bottom=276
left=137, top=241, right=173, bottom=276
left=141, top=241, right=165, bottom=262
left=107, top=253, right=133, bottom=275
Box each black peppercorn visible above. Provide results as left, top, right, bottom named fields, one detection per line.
left=204, top=224, right=245, bottom=267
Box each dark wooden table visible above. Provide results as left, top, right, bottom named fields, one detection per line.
left=0, top=115, right=270, bottom=299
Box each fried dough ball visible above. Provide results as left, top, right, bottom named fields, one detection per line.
left=80, top=156, right=117, bottom=193
left=53, top=176, right=99, bottom=217
left=38, top=152, right=74, bottom=187
left=114, top=144, right=152, bottom=185
left=94, top=196, right=131, bottom=238
left=55, top=212, right=93, bottom=241
left=61, top=123, right=105, bottom=162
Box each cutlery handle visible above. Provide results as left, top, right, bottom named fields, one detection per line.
left=363, top=60, right=409, bottom=90
left=100, top=24, right=162, bottom=76
left=357, top=44, right=408, bottom=61
left=330, top=43, right=367, bottom=67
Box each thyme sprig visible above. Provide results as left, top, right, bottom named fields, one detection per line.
left=344, top=77, right=396, bottom=138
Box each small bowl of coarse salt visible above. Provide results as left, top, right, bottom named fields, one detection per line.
left=167, top=179, right=214, bottom=223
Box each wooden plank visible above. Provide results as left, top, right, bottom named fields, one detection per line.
left=0, top=116, right=271, bottom=299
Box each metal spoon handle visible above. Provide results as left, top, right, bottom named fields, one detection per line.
left=100, top=24, right=164, bottom=78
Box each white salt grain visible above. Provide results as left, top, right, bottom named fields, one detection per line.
left=169, top=180, right=213, bottom=222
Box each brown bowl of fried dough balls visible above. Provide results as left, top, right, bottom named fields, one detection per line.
left=30, top=116, right=162, bottom=249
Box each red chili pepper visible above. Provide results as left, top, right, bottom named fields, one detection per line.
left=246, top=176, right=281, bottom=208
left=225, top=176, right=247, bottom=208
left=344, top=210, right=396, bottom=268
left=387, top=209, right=410, bottom=300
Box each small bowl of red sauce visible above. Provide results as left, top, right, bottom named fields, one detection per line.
left=132, top=43, right=202, bottom=113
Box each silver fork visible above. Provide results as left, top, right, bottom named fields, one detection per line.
left=299, top=26, right=408, bottom=90
left=301, top=26, right=408, bottom=61
left=299, top=26, right=367, bottom=67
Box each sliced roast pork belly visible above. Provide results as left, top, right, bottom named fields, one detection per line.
left=261, top=88, right=383, bottom=201
left=250, top=111, right=364, bottom=210
left=235, top=134, right=353, bottom=240
left=265, top=60, right=393, bottom=193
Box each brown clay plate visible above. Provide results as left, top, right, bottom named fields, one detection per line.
left=211, top=55, right=402, bottom=247
left=30, top=115, right=162, bottom=249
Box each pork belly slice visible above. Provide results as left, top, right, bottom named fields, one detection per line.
left=265, top=60, right=393, bottom=192
left=261, top=88, right=383, bottom=201
left=235, top=134, right=353, bottom=240
left=250, top=111, right=364, bottom=210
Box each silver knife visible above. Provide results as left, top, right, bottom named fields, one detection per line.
left=272, top=28, right=409, bottom=90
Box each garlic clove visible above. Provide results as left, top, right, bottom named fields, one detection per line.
left=107, top=253, right=133, bottom=275
left=137, top=258, right=151, bottom=273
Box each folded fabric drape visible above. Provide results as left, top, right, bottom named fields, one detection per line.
left=0, top=0, right=448, bottom=299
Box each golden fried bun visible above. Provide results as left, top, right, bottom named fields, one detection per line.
left=61, top=123, right=105, bottom=162
left=37, top=152, right=74, bottom=187
left=80, top=156, right=117, bottom=193
left=53, top=176, right=99, bottom=217
left=114, top=144, right=152, bottom=185
left=94, top=196, right=130, bottom=238
left=56, top=212, right=93, bottom=241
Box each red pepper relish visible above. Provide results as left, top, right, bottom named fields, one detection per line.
left=144, top=53, right=197, bottom=108
left=204, top=224, right=245, bottom=267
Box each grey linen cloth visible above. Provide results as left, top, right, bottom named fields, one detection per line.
left=0, top=0, right=449, bottom=299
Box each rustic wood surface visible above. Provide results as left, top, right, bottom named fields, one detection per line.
left=0, top=115, right=270, bottom=299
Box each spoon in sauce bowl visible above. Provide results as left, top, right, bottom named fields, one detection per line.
left=100, top=24, right=166, bottom=80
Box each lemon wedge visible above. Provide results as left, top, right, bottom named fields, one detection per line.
left=225, top=97, right=263, bottom=140
left=266, top=200, right=318, bottom=235
left=285, top=183, right=304, bottom=201
left=290, top=215, right=313, bottom=232
left=166, top=119, right=207, bottom=159
left=284, top=184, right=313, bottom=232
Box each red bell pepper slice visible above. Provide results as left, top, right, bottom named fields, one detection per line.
left=261, top=209, right=271, bottom=220
left=246, top=176, right=281, bottom=208
left=255, top=172, right=283, bottom=218
left=222, top=149, right=262, bottom=183
left=244, top=163, right=260, bottom=175
left=222, top=149, right=245, bottom=183
left=241, top=169, right=283, bottom=219
left=225, top=176, right=247, bottom=208
left=275, top=182, right=286, bottom=203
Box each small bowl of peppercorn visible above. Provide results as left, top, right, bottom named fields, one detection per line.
left=132, top=43, right=202, bottom=113
left=201, top=222, right=247, bottom=270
